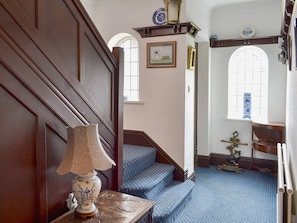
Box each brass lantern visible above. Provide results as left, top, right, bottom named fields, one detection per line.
left=163, top=0, right=182, bottom=24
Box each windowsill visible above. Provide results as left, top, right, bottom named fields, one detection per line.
left=226, top=117, right=269, bottom=123
left=226, top=117, right=252, bottom=122
left=124, top=100, right=144, bottom=105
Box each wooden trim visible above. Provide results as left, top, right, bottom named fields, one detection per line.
left=210, top=35, right=280, bottom=48
left=134, top=22, right=200, bottom=38
left=124, top=130, right=188, bottom=181
left=196, top=155, right=211, bottom=168
left=197, top=153, right=277, bottom=173
left=188, top=170, right=196, bottom=182
left=282, top=0, right=294, bottom=35
left=112, top=47, right=124, bottom=190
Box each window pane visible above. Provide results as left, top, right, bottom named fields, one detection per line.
left=124, top=63, right=131, bottom=75
left=228, top=46, right=268, bottom=120
left=131, top=62, right=138, bottom=75
left=253, top=72, right=261, bottom=84
left=131, top=48, right=138, bottom=62
left=119, top=36, right=139, bottom=101
left=131, top=77, right=138, bottom=89
left=124, top=77, right=131, bottom=89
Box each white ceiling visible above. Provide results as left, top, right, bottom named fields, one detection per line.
left=92, top=0, right=280, bottom=12
left=200, top=0, right=260, bottom=8
left=199, top=0, right=280, bottom=11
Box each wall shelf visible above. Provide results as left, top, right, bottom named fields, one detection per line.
left=133, top=22, right=200, bottom=38
left=210, top=35, right=281, bottom=48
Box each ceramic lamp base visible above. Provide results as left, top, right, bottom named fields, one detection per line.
left=75, top=208, right=98, bottom=219
left=72, top=170, right=101, bottom=218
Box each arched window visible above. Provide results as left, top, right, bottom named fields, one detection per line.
left=108, top=33, right=139, bottom=101
left=228, top=46, right=268, bottom=121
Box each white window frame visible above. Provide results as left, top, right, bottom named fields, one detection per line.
left=228, top=46, right=269, bottom=121
left=108, top=33, right=139, bottom=101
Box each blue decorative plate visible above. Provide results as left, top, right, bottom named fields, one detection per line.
left=152, top=8, right=166, bottom=26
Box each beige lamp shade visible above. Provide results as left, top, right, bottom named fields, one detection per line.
left=57, top=124, right=116, bottom=175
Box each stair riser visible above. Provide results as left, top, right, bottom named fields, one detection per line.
left=120, top=163, right=175, bottom=198
left=123, top=145, right=157, bottom=181
left=123, top=144, right=195, bottom=223
left=144, top=172, right=173, bottom=200
left=154, top=191, right=193, bottom=223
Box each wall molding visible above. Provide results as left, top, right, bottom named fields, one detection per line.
left=210, top=35, right=280, bottom=48
left=134, top=22, right=200, bottom=38
left=197, top=153, right=277, bottom=174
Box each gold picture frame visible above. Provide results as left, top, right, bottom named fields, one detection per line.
left=187, top=46, right=196, bottom=70
left=147, top=41, right=176, bottom=68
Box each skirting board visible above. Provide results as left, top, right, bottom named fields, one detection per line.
left=197, top=153, right=277, bottom=174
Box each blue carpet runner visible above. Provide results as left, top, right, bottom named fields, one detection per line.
left=120, top=144, right=195, bottom=223
left=174, top=166, right=277, bottom=223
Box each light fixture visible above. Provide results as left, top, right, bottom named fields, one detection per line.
left=57, top=124, right=116, bottom=219
left=163, top=0, right=182, bottom=24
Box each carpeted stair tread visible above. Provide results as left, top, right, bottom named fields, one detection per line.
left=143, top=172, right=173, bottom=200
left=122, top=144, right=195, bottom=223
left=123, top=144, right=156, bottom=181
left=120, top=162, right=175, bottom=195
left=153, top=180, right=195, bottom=222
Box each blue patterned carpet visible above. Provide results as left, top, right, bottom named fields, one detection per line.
left=174, top=166, right=277, bottom=223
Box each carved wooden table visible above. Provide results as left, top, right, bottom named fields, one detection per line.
left=51, top=190, right=155, bottom=223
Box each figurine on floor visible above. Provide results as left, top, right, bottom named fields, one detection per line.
left=217, top=131, right=248, bottom=174
left=226, top=150, right=241, bottom=166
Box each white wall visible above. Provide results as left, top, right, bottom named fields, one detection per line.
left=196, top=42, right=211, bottom=156
left=81, top=0, right=286, bottom=171
left=210, top=0, right=281, bottom=40
left=286, top=3, right=297, bottom=218
left=80, top=0, right=199, bottom=176
left=209, top=3, right=286, bottom=159
left=124, top=34, right=189, bottom=170
left=186, top=0, right=211, bottom=42
left=210, top=44, right=286, bottom=158
left=80, top=0, right=96, bottom=19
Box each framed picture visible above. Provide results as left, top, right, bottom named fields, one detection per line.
left=147, top=41, right=176, bottom=68
left=187, top=46, right=196, bottom=70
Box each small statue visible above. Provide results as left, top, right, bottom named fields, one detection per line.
left=218, top=131, right=248, bottom=173
left=66, top=192, right=78, bottom=211
left=226, top=150, right=241, bottom=166
left=226, top=131, right=241, bottom=154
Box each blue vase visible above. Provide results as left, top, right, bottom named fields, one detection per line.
left=243, top=93, right=251, bottom=119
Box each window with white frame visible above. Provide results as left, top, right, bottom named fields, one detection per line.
left=228, top=46, right=268, bottom=121
left=108, top=33, right=139, bottom=101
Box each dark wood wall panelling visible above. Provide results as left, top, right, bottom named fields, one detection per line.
left=0, top=0, right=123, bottom=222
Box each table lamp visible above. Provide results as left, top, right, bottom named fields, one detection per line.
left=57, top=124, right=116, bottom=219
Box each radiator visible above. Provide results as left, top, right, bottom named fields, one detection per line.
left=277, top=143, right=294, bottom=223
